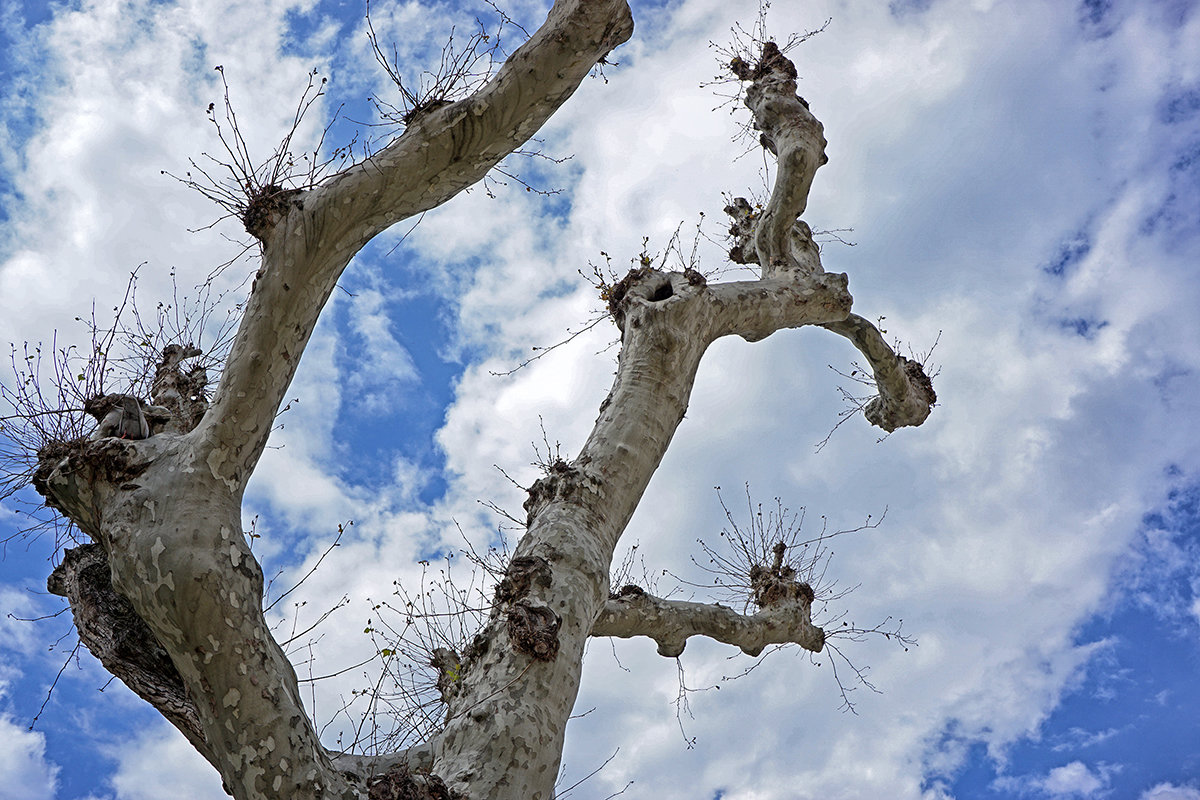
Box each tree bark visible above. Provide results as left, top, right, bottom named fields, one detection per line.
left=31, top=16, right=936, bottom=800
left=593, top=586, right=825, bottom=657
left=38, top=3, right=636, bottom=799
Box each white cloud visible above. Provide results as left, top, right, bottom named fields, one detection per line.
left=1, top=0, right=1199, bottom=799
left=1052, top=727, right=1121, bottom=752
left=994, top=760, right=1116, bottom=799
left=106, top=724, right=226, bottom=800
left=0, top=588, right=44, bottom=657
left=1041, top=762, right=1109, bottom=797
left=0, top=714, right=57, bottom=800
left=1142, top=784, right=1200, bottom=800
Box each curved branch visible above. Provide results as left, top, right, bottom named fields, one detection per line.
left=306, top=0, right=635, bottom=249
left=707, top=272, right=852, bottom=342
left=736, top=42, right=827, bottom=274
left=591, top=587, right=824, bottom=658
left=821, top=314, right=936, bottom=431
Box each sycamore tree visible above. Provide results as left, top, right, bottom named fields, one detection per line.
left=3, top=2, right=934, bottom=799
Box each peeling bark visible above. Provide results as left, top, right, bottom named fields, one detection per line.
left=47, top=543, right=214, bottom=765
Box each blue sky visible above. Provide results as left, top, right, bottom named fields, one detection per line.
left=2, top=0, right=1200, bottom=799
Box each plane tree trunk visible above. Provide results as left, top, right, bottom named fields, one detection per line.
left=31, top=7, right=933, bottom=800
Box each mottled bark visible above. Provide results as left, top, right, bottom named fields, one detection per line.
left=30, top=20, right=934, bottom=800
left=37, top=3, right=636, bottom=799
left=593, top=586, right=824, bottom=657
left=47, top=543, right=213, bottom=765
left=724, top=42, right=935, bottom=430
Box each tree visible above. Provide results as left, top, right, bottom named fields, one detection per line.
left=8, top=3, right=934, bottom=799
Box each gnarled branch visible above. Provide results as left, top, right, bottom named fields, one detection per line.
left=47, top=544, right=214, bottom=766
left=822, top=314, right=937, bottom=431
left=735, top=42, right=828, bottom=275
left=196, top=0, right=636, bottom=490
left=591, top=586, right=824, bottom=658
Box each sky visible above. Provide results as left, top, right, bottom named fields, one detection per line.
left=1, top=0, right=1199, bottom=798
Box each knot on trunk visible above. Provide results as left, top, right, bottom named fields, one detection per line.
left=33, top=434, right=150, bottom=526
left=730, top=41, right=799, bottom=83
left=600, top=266, right=656, bottom=324
left=368, top=766, right=458, bottom=800
left=725, top=197, right=760, bottom=265
left=31, top=438, right=88, bottom=514
left=599, top=266, right=707, bottom=333
left=241, top=184, right=302, bottom=240
left=725, top=197, right=821, bottom=276
left=506, top=601, right=561, bottom=662
left=864, top=355, right=938, bottom=432
left=430, top=647, right=464, bottom=703
left=84, top=394, right=150, bottom=440
left=494, top=555, right=552, bottom=605
left=523, top=459, right=593, bottom=526
left=609, top=583, right=646, bottom=600
left=749, top=541, right=815, bottom=609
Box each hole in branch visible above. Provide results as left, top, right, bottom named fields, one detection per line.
left=648, top=281, right=674, bottom=303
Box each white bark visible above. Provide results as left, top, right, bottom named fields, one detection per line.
left=593, top=587, right=824, bottom=657
left=31, top=17, right=934, bottom=800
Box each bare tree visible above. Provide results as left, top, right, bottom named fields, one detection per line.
left=9, top=4, right=934, bottom=799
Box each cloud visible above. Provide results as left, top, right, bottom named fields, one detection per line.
left=0, top=588, right=44, bottom=658
left=342, top=275, right=421, bottom=416
left=994, top=760, right=1117, bottom=799
left=1040, top=761, right=1109, bottom=797
left=0, top=714, right=57, bottom=800
left=1142, top=784, right=1200, bottom=800
left=1051, top=727, right=1121, bottom=752
left=1, top=0, right=1199, bottom=799
left=105, top=725, right=226, bottom=800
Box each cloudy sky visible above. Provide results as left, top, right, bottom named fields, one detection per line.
left=2, top=0, right=1200, bottom=798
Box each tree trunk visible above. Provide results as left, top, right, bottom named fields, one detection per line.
left=32, top=7, right=934, bottom=800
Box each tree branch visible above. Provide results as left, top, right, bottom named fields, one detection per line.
left=591, top=586, right=824, bottom=658
left=732, top=42, right=827, bottom=275
left=707, top=273, right=852, bottom=342
left=330, top=740, right=437, bottom=783
left=305, top=0, right=636, bottom=249
left=46, top=544, right=216, bottom=768
left=821, top=314, right=936, bottom=431
left=197, top=0, right=635, bottom=488
left=727, top=43, right=935, bottom=432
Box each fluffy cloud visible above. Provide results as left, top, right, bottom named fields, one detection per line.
left=1038, top=761, right=1110, bottom=797
left=0, top=714, right=57, bottom=800
left=1142, top=784, right=1200, bottom=800
left=105, top=725, right=226, bottom=800
left=1, top=0, right=1198, bottom=799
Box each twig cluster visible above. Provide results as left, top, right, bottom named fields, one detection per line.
left=162, top=66, right=353, bottom=240
left=317, top=530, right=510, bottom=755
left=818, top=329, right=942, bottom=452
left=705, top=2, right=830, bottom=117
left=365, top=0, right=524, bottom=127
left=0, top=269, right=238, bottom=545
left=671, top=484, right=865, bottom=611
